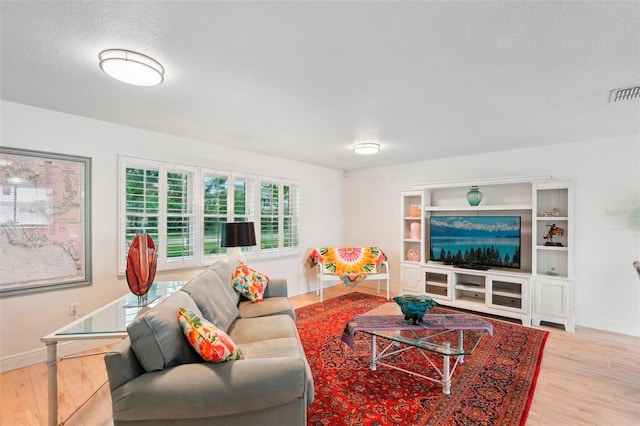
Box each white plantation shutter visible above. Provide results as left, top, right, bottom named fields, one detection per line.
left=282, top=181, right=300, bottom=251
left=232, top=174, right=256, bottom=258
left=202, top=170, right=228, bottom=259
left=259, top=179, right=279, bottom=253
left=120, top=162, right=160, bottom=273
left=232, top=174, right=254, bottom=221
left=165, top=167, right=196, bottom=265
left=258, top=178, right=301, bottom=255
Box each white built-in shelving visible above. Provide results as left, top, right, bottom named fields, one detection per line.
left=400, top=176, right=574, bottom=329
left=531, top=181, right=575, bottom=331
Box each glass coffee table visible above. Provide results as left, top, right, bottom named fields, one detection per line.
left=41, top=281, right=185, bottom=426
left=341, top=304, right=493, bottom=394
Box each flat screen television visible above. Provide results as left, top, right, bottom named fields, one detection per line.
left=429, top=216, right=521, bottom=269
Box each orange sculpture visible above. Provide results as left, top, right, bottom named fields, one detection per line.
left=543, top=224, right=565, bottom=246
left=126, top=233, right=157, bottom=303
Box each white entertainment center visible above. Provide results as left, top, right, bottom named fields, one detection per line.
left=400, top=176, right=575, bottom=331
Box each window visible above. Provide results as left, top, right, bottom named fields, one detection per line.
left=119, top=157, right=196, bottom=273
left=259, top=178, right=300, bottom=256
left=119, top=156, right=299, bottom=274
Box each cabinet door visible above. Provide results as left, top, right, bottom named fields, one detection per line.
left=424, top=268, right=451, bottom=300
left=487, top=275, right=529, bottom=313
left=535, top=277, right=568, bottom=317
left=401, top=264, right=422, bottom=293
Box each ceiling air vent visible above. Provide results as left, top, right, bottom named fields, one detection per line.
left=609, top=86, right=640, bottom=103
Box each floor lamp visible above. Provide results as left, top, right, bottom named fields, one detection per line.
left=221, top=222, right=257, bottom=268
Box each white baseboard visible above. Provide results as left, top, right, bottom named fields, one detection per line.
left=1, top=338, right=121, bottom=373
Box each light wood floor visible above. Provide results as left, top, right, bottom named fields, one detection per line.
left=1, top=285, right=638, bottom=426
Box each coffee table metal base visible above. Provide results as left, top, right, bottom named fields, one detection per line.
left=369, top=329, right=465, bottom=395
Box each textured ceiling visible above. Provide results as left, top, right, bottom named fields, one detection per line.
left=1, top=1, right=639, bottom=171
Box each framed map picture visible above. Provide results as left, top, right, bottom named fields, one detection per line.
left=0, top=147, right=91, bottom=296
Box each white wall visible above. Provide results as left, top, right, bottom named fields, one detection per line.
left=0, top=101, right=344, bottom=370
left=2, top=100, right=638, bottom=372
left=343, top=135, right=640, bottom=337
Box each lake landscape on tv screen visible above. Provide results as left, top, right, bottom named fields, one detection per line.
left=430, top=216, right=521, bottom=268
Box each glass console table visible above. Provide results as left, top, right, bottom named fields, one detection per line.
left=41, top=281, right=185, bottom=426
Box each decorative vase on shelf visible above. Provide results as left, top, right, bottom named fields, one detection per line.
left=410, top=222, right=421, bottom=239
left=466, top=186, right=483, bottom=206
left=406, top=248, right=420, bottom=261
left=409, top=205, right=421, bottom=217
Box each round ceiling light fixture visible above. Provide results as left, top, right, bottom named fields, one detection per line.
left=353, top=142, right=381, bottom=155
left=99, top=49, right=164, bottom=86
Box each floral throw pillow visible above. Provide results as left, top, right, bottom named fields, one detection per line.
left=231, top=262, right=269, bottom=303
left=177, top=307, right=244, bottom=362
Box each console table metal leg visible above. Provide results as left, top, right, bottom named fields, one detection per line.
left=371, top=334, right=377, bottom=371
left=443, top=342, right=451, bottom=395
left=45, top=341, right=58, bottom=426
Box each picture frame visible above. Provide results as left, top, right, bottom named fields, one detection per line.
left=0, top=147, right=92, bottom=296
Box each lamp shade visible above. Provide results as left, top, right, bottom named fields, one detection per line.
left=221, top=222, right=256, bottom=247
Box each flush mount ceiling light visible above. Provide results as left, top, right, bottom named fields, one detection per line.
left=353, top=142, right=381, bottom=155
left=99, top=49, right=164, bottom=86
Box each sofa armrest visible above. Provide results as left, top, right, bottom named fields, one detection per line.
left=111, top=357, right=309, bottom=421
left=264, top=278, right=288, bottom=298
left=104, top=338, right=144, bottom=392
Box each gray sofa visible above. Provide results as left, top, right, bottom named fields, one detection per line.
left=104, top=260, right=314, bottom=426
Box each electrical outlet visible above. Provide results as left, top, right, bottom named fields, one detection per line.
left=69, top=303, right=79, bottom=317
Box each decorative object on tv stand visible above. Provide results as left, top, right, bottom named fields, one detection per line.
left=221, top=222, right=257, bottom=268
left=410, top=222, right=421, bottom=239
left=542, top=207, right=560, bottom=217
left=126, top=233, right=158, bottom=305
left=409, top=205, right=421, bottom=217
left=543, top=223, right=565, bottom=246
left=466, top=186, right=483, bottom=206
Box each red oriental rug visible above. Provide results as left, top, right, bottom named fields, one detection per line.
left=296, top=292, right=548, bottom=426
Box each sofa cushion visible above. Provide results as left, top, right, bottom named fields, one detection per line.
left=238, top=337, right=303, bottom=359
left=110, top=358, right=309, bottom=422
left=238, top=336, right=315, bottom=405
left=238, top=297, right=295, bottom=321
left=177, top=307, right=244, bottom=362
left=227, top=315, right=297, bottom=345
left=182, top=261, right=239, bottom=332
left=232, top=262, right=269, bottom=302
left=127, top=290, right=202, bottom=372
